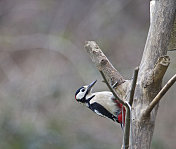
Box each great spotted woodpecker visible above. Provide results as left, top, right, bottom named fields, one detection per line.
left=75, top=80, right=125, bottom=127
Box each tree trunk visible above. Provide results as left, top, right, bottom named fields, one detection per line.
left=85, top=0, right=176, bottom=149
left=130, top=0, right=175, bottom=148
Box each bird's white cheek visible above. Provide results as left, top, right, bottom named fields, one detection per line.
left=76, top=92, right=84, bottom=100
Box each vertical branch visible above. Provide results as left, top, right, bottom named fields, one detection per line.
left=139, top=0, right=175, bottom=78
left=150, top=0, right=156, bottom=25
left=130, top=1, right=176, bottom=148
left=123, top=104, right=131, bottom=149
left=168, top=16, right=176, bottom=50
left=129, top=67, right=139, bottom=106
left=123, top=67, right=139, bottom=149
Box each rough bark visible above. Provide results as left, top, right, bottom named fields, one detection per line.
left=84, top=0, right=176, bottom=149
left=131, top=0, right=175, bottom=148
left=85, top=41, right=129, bottom=99
left=168, top=15, right=176, bottom=50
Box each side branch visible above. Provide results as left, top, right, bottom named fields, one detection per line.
left=85, top=41, right=125, bottom=89
left=142, top=74, right=176, bottom=117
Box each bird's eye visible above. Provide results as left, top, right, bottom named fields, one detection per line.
left=81, top=89, right=85, bottom=92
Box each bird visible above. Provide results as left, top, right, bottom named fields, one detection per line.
left=75, top=80, right=125, bottom=127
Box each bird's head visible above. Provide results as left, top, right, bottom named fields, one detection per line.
left=75, top=80, right=97, bottom=103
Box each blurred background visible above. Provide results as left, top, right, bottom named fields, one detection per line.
left=0, top=0, right=175, bottom=149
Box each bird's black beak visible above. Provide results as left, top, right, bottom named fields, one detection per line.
left=87, top=80, right=97, bottom=93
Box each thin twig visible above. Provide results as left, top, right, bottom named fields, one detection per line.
left=123, top=67, right=139, bottom=149
left=129, top=67, right=139, bottom=106
left=99, top=70, right=125, bottom=105
left=127, top=67, right=139, bottom=148
left=99, top=70, right=131, bottom=149
left=142, top=74, right=176, bottom=117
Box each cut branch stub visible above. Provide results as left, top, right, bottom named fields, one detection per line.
left=85, top=41, right=127, bottom=97
left=143, top=55, right=170, bottom=88
left=153, top=56, right=170, bottom=82
left=142, top=74, right=176, bottom=118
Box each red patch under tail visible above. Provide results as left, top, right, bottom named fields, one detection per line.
left=113, top=99, right=126, bottom=125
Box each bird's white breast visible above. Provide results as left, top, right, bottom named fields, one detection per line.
left=89, top=91, right=119, bottom=116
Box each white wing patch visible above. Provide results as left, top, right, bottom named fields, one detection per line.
left=94, top=110, right=105, bottom=117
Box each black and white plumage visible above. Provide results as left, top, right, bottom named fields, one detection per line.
left=75, top=80, right=125, bottom=125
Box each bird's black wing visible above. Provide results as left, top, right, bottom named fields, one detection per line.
left=89, top=102, right=119, bottom=123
